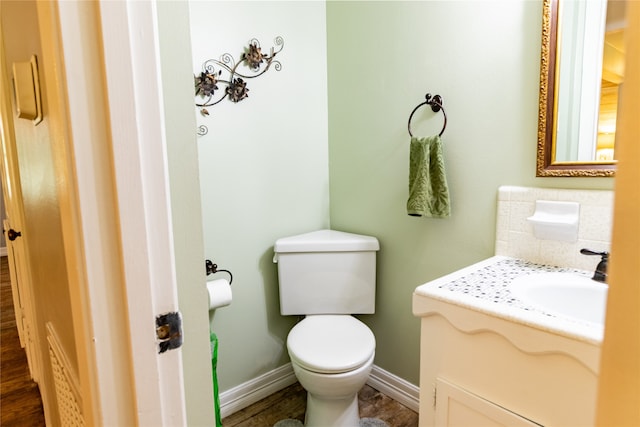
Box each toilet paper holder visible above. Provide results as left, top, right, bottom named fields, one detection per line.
left=205, top=259, right=233, bottom=285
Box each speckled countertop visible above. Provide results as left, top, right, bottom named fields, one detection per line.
left=414, top=256, right=604, bottom=344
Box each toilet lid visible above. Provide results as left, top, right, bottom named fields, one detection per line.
left=287, top=315, right=375, bottom=374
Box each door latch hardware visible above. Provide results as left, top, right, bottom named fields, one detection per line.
left=7, top=228, right=22, bottom=241
left=156, top=312, right=182, bottom=354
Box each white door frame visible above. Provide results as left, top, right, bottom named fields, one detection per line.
left=97, top=1, right=187, bottom=424
left=40, top=1, right=189, bottom=425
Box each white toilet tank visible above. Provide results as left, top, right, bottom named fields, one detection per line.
left=273, top=229, right=380, bottom=315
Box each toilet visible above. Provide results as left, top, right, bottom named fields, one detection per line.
left=273, top=229, right=380, bottom=427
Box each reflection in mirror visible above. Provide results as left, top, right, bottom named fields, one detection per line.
left=537, top=0, right=625, bottom=177
left=597, top=0, right=625, bottom=159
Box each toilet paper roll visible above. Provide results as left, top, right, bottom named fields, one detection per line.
left=207, top=279, right=232, bottom=310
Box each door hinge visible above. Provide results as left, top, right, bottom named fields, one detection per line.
left=433, top=384, right=437, bottom=408
left=156, top=311, right=182, bottom=354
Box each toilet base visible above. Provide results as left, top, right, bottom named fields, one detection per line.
left=305, top=392, right=360, bottom=427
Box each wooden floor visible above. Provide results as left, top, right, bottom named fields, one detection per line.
left=1, top=256, right=46, bottom=426
left=222, top=382, right=419, bottom=427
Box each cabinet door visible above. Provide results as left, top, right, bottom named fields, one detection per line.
left=435, top=379, right=542, bottom=426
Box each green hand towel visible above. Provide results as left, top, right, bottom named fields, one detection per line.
left=407, top=135, right=451, bottom=218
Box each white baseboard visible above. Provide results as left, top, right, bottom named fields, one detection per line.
left=219, top=363, right=297, bottom=419
left=219, top=363, right=420, bottom=418
left=0, top=247, right=7, bottom=257
left=367, top=365, right=420, bottom=412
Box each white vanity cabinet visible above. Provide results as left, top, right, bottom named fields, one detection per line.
left=413, top=257, right=602, bottom=427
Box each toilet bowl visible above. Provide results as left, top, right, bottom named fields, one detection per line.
left=287, top=315, right=375, bottom=427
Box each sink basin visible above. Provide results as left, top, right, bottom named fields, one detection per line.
left=510, top=273, right=608, bottom=325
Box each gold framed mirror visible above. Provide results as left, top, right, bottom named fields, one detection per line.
left=537, top=0, right=624, bottom=177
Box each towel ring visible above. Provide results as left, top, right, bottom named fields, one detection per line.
left=407, top=93, right=447, bottom=137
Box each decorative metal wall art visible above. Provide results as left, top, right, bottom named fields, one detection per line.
left=195, top=36, right=284, bottom=135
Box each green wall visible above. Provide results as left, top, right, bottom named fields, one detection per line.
left=326, top=0, right=614, bottom=385
left=189, top=0, right=615, bottom=396
left=190, top=1, right=330, bottom=392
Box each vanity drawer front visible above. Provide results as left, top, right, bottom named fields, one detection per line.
left=435, top=378, right=541, bottom=427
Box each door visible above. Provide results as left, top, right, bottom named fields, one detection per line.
left=2, top=0, right=211, bottom=425
left=0, top=45, right=41, bottom=385
left=45, top=1, right=214, bottom=424
left=36, top=1, right=193, bottom=425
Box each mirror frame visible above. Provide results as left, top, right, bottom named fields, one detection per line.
left=536, top=0, right=616, bottom=177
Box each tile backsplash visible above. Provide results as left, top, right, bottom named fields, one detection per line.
left=495, top=186, right=614, bottom=271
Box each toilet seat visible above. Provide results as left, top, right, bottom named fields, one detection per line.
left=287, top=315, right=375, bottom=374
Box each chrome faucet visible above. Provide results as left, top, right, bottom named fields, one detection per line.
left=580, top=249, right=609, bottom=283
